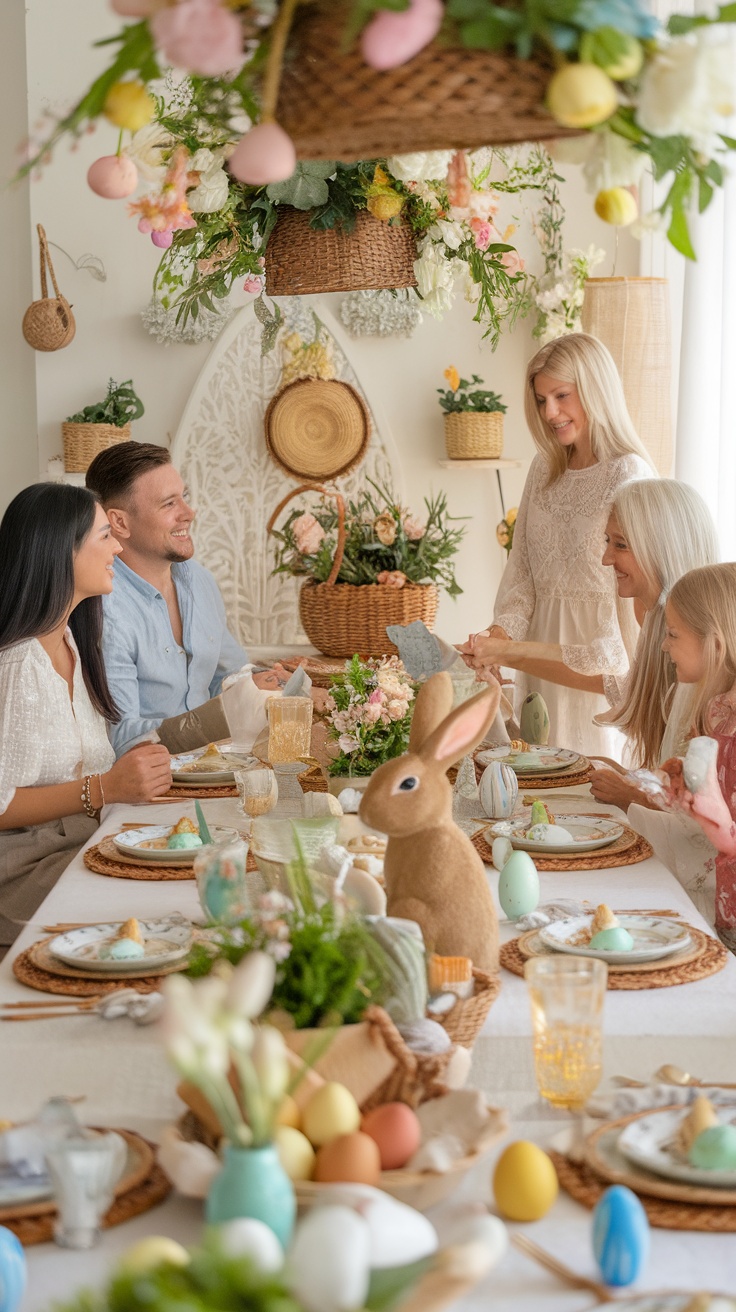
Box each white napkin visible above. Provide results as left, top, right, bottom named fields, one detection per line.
left=95, top=989, right=164, bottom=1025
left=515, top=899, right=590, bottom=931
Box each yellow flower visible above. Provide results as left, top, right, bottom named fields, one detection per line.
left=496, top=522, right=510, bottom=548
left=374, top=513, right=397, bottom=546
left=444, top=366, right=460, bottom=392
left=104, top=82, right=155, bottom=134
left=505, top=506, right=518, bottom=526
left=367, top=193, right=404, bottom=221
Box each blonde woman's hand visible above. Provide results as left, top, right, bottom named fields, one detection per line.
left=104, top=743, right=172, bottom=804
left=588, top=766, right=647, bottom=811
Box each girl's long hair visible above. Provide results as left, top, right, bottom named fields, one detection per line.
left=524, top=333, right=653, bottom=485
left=606, top=480, right=719, bottom=766
left=0, top=483, right=119, bottom=722
left=668, top=563, right=736, bottom=737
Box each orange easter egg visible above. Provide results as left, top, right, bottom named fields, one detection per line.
left=313, top=1132, right=381, bottom=1186
left=361, top=1103, right=421, bottom=1170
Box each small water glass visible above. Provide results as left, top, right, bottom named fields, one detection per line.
left=524, top=956, right=607, bottom=1111
left=44, top=1132, right=127, bottom=1250
left=267, top=697, right=313, bottom=770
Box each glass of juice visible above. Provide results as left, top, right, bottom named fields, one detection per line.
left=524, top=955, right=607, bottom=1110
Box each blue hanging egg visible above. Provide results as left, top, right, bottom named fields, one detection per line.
left=479, top=762, right=519, bottom=819
left=0, top=1226, right=26, bottom=1312
left=592, top=1185, right=649, bottom=1287
left=498, top=850, right=539, bottom=919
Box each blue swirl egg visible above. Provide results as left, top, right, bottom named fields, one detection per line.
left=0, top=1225, right=26, bottom=1312
left=592, top=1185, right=649, bottom=1286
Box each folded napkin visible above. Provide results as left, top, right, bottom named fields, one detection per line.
left=515, top=899, right=590, bottom=931
left=587, top=1083, right=736, bottom=1120
left=0, top=1097, right=83, bottom=1177
left=95, top=989, right=164, bottom=1025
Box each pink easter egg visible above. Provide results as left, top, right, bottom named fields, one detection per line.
left=151, top=230, right=174, bottom=248
left=87, top=154, right=139, bottom=199
left=361, top=0, right=443, bottom=70
left=228, top=122, right=296, bottom=186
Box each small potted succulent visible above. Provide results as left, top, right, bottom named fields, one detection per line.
left=62, top=377, right=144, bottom=472
left=438, top=367, right=507, bottom=460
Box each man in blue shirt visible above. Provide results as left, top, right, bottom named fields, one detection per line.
left=86, top=443, right=285, bottom=756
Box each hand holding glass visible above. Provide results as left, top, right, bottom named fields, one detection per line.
left=524, top=956, right=607, bottom=1110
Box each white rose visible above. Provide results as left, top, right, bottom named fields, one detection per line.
left=636, top=30, right=736, bottom=156
left=387, top=150, right=453, bottom=182
left=190, top=147, right=217, bottom=173
left=429, top=218, right=464, bottom=251
left=188, top=167, right=231, bottom=213
left=126, top=122, right=173, bottom=182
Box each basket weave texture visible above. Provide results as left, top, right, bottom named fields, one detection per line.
left=265, top=208, right=417, bottom=296
left=300, top=579, right=438, bottom=658
left=264, top=377, right=370, bottom=480
left=22, top=225, right=76, bottom=353
left=444, top=412, right=503, bottom=460
left=438, top=969, right=501, bottom=1046
left=276, top=1, right=581, bottom=160
left=63, top=422, right=130, bottom=473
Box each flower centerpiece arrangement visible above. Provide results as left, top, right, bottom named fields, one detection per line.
left=62, top=378, right=145, bottom=473
left=269, top=480, right=466, bottom=658
left=438, top=366, right=507, bottom=461
left=496, top=507, right=519, bottom=554
left=324, top=655, right=415, bottom=779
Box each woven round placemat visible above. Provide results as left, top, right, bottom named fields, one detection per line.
left=1, top=1132, right=170, bottom=1246
left=473, top=755, right=592, bottom=790
left=265, top=377, right=370, bottom=480
left=515, top=926, right=703, bottom=975
left=27, top=937, right=188, bottom=985
left=161, top=782, right=238, bottom=799
left=548, top=1148, right=736, bottom=1232
left=471, top=824, right=653, bottom=870
left=585, top=1111, right=736, bottom=1206
left=500, top=926, right=728, bottom=990
left=85, top=837, right=260, bottom=881
left=13, top=946, right=167, bottom=997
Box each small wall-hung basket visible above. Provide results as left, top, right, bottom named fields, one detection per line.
left=22, top=225, right=76, bottom=352
left=62, top=422, right=131, bottom=474
left=444, top=412, right=504, bottom=460
left=264, top=377, right=370, bottom=481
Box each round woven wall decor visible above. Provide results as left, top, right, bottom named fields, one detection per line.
left=265, top=378, right=370, bottom=480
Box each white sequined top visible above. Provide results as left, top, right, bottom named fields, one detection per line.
left=0, top=632, right=115, bottom=815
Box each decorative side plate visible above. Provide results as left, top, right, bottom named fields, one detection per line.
left=539, top=915, right=692, bottom=965
left=618, top=1104, right=736, bottom=1187
left=476, top=745, right=580, bottom=774
left=112, top=825, right=239, bottom=865
left=49, top=917, right=192, bottom=974
left=491, top=815, right=624, bottom=855
left=170, top=747, right=257, bottom=783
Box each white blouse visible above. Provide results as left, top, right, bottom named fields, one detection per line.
left=0, top=633, right=115, bottom=815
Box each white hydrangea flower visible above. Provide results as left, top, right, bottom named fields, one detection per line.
left=413, top=241, right=456, bottom=318
left=387, top=150, right=453, bottom=182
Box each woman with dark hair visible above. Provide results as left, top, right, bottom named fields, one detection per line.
left=0, top=483, right=172, bottom=949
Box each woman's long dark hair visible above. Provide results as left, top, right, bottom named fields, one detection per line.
left=0, top=483, right=119, bottom=722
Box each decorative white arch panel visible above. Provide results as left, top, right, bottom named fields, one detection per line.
left=171, top=299, right=401, bottom=647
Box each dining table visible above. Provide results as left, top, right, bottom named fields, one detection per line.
left=2, top=778, right=736, bottom=1311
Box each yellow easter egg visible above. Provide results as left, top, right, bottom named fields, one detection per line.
left=119, top=1236, right=190, bottom=1274
left=546, top=63, right=617, bottom=128
left=301, top=1082, right=361, bottom=1148
left=276, top=1094, right=301, bottom=1130
left=103, top=81, right=155, bottom=133
left=493, top=1141, right=559, bottom=1221
left=275, top=1125, right=316, bottom=1181
left=594, top=187, right=638, bottom=226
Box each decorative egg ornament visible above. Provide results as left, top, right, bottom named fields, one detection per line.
left=228, top=122, right=296, bottom=186
left=519, top=692, right=550, bottom=745
left=493, top=1141, right=558, bottom=1221
left=592, top=1185, right=649, bottom=1287
left=361, top=0, right=444, bottom=70
left=547, top=62, right=618, bottom=128
left=0, top=1226, right=26, bottom=1312
left=87, top=154, right=139, bottom=199
left=498, top=849, right=540, bottom=920
left=480, top=761, right=519, bottom=819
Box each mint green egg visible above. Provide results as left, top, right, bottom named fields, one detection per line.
left=107, top=938, right=145, bottom=961
left=589, top=927, right=635, bottom=952
left=689, top=1124, right=736, bottom=1170
left=167, top=832, right=203, bottom=849
left=520, top=692, right=550, bottom=745
left=498, top=850, right=540, bottom=920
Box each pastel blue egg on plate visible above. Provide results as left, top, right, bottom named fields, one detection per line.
left=592, top=1185, right=649, bottom=1287
left=589, top=927, right=635, bottom=952
left=0, top=1225, right=26, bottom=1312
left=498, top=850, right=540, bottom=920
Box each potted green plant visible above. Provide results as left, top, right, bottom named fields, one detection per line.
left=438, top=367, right=507, bottom=460
left=62, top=377, right=144, bottom=473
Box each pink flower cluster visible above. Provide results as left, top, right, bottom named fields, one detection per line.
left=324, top=659, right=415, bottom=756
left=129, top=146, right=197, bottom=246
left=293, top=512, right=325, bottom=555
left=151, top=0, right=244, bottom=77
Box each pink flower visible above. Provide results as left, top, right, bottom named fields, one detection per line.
left=402, top=515, right=425, bottom=540
left=446, top=150, right=471, bottom=211
left=292, top=512, right=325, bottom=555
left=361, top=703, right=383, bottom=727
left=243, top=274, right=264, bottom=294
left=130, top=146, right=197, bottom=234
left=151, top=0, right=244, bottom=77
left=368, top=688, right=383, bottom=704
left=338, top=734, right=359, bottom=754
left=376, top=570, right=407, bottom=589
left=470, top=217, right=493, bottom=251
left=501, top=248, right=524, bottom=275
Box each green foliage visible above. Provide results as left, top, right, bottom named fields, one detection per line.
left=188, top=902, right=389, bottom=1030
left=266, top=161, right=337, bottom=210
left=271, top=479, right=467, bottom=598
left=438, top=373, right=507, bottom=414
left=66, top=378, right=144, bottom=426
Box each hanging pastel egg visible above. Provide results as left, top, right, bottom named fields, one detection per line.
left=592, top=1185, right=649, bottom=1287
left=361, top=0, right=444, bottom=70
left=0, top=1226, right=26, bottom=1312
left=491, top=835, right=514, bottom=871
left=519, top=692, right=550, bottom=746
left=228, top=122, right=296, bottom=186
left=479, top=762, right=518, bottom=819
left=87, top=154, right=139, bottom=199
left=498, top=850, right=539, bottom=920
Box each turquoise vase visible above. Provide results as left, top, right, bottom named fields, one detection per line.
left=206, top=1144, right=295, bottom=1248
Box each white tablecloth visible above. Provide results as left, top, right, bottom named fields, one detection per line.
left=3, top=788, right=736, bottom=1310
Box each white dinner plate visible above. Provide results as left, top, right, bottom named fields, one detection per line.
left=113, top=825, right=239, bottom=866
left=49, top=917, right=193, bottom=973
left=476, top=745, right=580, bottom=774
left=618, top=1105, right=736, bottom=1187
left=169, top=746, right=257, bottom=783
left=539, top=915, right=692, bottom=965
left=0, top=1165, right=53, bottom=1207
left=490, top=815, right=624, bottom=854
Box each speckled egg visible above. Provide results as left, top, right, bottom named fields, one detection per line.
left=589, top=927, right=635, bottom=952
left=480, top=762, right=519, bottom=819
left=167, top=832, right=203, bottom=850
left=689, top=1124, right=736, bottom=1170
left=519, top=692, right=550, bottom=746
left=498, top=850, right=540, bottom=920
left=593, top=1185, right=649, bottom=1286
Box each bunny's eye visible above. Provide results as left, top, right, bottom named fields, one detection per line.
left=398, top=776, right=419, bottom=792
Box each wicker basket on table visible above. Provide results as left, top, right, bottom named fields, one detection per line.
left=265, top=208, right=417, bottom=297
left=267, top=483, right=438, bottom=659
left=444, top=412, right=503, bottom=460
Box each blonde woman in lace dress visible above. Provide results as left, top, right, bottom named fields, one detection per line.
left=460, top=334, right=653, bottom=758
left=0, top=484, right=172, bottom=951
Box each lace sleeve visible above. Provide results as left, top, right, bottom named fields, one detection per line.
left=492, top=459, right=537, bottom=641
left=0, top=649, right=47, bottom=814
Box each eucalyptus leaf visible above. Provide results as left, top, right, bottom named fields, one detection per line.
left=267, top=161, right=337, bottom=210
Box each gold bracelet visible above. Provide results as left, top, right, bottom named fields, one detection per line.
left=81, top=774, right=100, bottom=820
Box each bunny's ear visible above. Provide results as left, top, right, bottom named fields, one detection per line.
left=409, top=671, right=454, bottom=751
left=419, top=682, right=502, bottom=771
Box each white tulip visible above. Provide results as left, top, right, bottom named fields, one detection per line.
left=251, top=1025, right=289, bottom=1102
left=287, top=1206, right=371, bottom=1312
left=227, top=950, right=276, bottom=1018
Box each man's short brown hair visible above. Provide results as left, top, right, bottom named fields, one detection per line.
left=85, top=442, right=171, bottom=506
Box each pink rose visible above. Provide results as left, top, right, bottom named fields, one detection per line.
left=151, top=0, right=244, bottom=77
left=376, top=570, right=407, bottom=589
left=402, top=515, right=425, bottom=540
left=362, top=703, right=383, bottom=727
left=469, top=217, right=493, bottom=251
left=501, top=248, right=524, bottom=275
left=368, top=688, right=383, bottom=703
left=243, top=274, right=264, bottom=294
left=387, top=699, right=407, bottom=721
left=292, top=512, right=325, bottom=555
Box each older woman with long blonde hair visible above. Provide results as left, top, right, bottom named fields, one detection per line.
left=461, top=332, right=654, bottom=757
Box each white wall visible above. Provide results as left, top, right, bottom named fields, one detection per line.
left=3, top=0, right=641, bottom=641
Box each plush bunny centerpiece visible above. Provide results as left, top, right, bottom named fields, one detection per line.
left=359, top=672, right=501, bottom=973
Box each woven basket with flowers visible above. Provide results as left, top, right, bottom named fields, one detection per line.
left=438, top=367, right=507, bottom=460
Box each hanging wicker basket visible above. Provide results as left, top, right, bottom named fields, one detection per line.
left=444, top=412, right=504, bottom=460
left=276, top=1, right=582, bottom=160
left=22, top=225, right=76, bottom=353
left=62, top=422, right=131, bottom=474
left=267, top=483, right=439, bottom=658
left=265, top=207, right=417, bottom=297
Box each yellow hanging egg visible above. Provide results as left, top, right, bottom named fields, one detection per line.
left=594, top=187, right=639, bottom=226
left=493, top=1141, right=559, bottom=1221
left=546, top=63, right=618, bottom=128
left=104, top=81, right=155, bottom=133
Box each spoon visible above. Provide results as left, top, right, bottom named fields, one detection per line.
left=655, top=1063, right=736, bottom=1090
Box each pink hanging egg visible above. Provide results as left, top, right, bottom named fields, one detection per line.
left=228, top=122, right=296, bottom=186
left=87, top=154, right=139, bottom=199
left=361, top=0, right=443, bottom=70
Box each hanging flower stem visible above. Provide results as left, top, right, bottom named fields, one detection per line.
left=260, top=0, right=301, bottom=122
